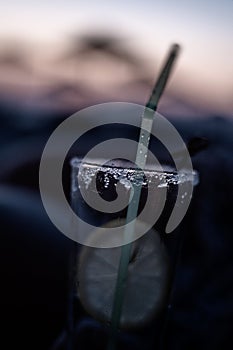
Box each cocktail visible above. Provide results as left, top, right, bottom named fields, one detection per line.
left=50, top=43, right=199, bottom=350
left=67, top=156, right=198, bottom=350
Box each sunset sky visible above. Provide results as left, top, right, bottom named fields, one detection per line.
left=1, top=0, right=232, bottom=116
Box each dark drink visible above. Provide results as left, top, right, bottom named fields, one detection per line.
left=66, top=157, right=198, bottom=350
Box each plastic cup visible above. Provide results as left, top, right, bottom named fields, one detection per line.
left=68, top=157, right=198, bottom=349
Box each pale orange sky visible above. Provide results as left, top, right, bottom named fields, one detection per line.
left=0, top=0, right=232, bottom=116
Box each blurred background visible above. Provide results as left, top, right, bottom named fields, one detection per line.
left=0, top=0, right=233, bottom=116
left=0, top=1, right=233, bottom=349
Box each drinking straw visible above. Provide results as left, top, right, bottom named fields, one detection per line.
left=107, top=43, right=180, bottom=350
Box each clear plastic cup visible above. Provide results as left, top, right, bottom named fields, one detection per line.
left=67, top=157, right=198, bottom=350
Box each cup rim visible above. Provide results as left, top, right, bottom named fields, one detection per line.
left=70, top=157, right=199, bottom=186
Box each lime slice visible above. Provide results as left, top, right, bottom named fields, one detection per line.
left=77, top=220, right=170, bottom=329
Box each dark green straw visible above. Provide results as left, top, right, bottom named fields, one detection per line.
left=107, top=43, right=180, bottom=350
